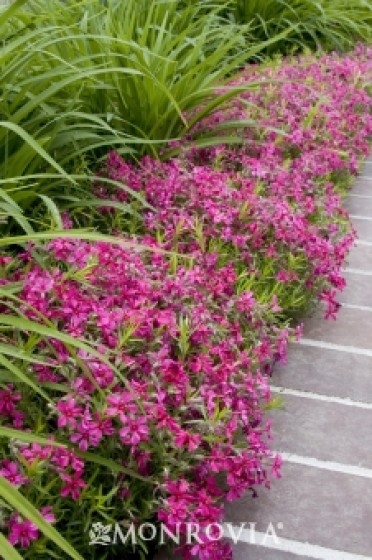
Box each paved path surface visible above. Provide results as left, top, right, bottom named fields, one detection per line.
left=156, top=160, right=372, bottom=560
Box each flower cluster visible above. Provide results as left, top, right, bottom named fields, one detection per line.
left=1, top=234, right=286, bottom=559
left=0, top=48, right=371, bottom=559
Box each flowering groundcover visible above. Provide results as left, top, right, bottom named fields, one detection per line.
left=0, top=48, right=371, bottom=559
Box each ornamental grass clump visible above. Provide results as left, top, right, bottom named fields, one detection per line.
left=231, top=0, right=372, bottom=53
left=0, top=48, right=371, bottom=560
left=0, top=0, right=280, bottom=208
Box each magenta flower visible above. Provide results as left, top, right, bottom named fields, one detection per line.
left=56, top=398, right=83, bottom=429
left=119, top=415, right=149, bottom=446
left=52, top=448, right=84, bottom=472
left=40, top=506, right=56, bottom=524
left=60, top=471, right=87, bottom=500
left=21, top=442, right=54, bottom=464
left=174, top=430, right=202, bottom=452
left=106, top=392, right=137, bottom=422
left=70, top=416, right=103, bottom=451
left=8, top=515, right=39, bottom=548
left=0, top=460, right=28, bottom=486
left=1, top=45, right=371, bottom=560
left=0, top=385, right=21, bottom=416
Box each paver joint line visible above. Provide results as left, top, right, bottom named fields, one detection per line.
left=270, top=385, right=372, bottom=410
left=343, top=267, right=372, bottom=276
left=298, top=338, right=372, bottom=358
left=228, top=528, right=372, bottom=560
left=349, top=214, right=372, bottom=221
left=276, top=452, right=372, bottom=479
left=355, top=239, right=372, bottom=246
left=340, top=303, right=372, bottom=313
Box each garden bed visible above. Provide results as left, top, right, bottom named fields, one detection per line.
left=0, top=47, right=371, bottom=560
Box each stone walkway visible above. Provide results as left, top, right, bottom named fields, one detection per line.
left=156, top=160, right=372, bottom=560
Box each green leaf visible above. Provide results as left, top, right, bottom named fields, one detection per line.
left=0, top=426, right=156, bottom=483
left=0, top=352, right=52, bottom=403
left=0, top=0, right=28, bottom=27
left=0, top=532, right=24, bottom=560
left=0, top=426, right=66, bottom=447
left=38, top=194, right=63, bottom=229
left=76, top=450, right=155, bottom=483
left=0, top=122, right=72, bottom=184
left=0, top=476, right=84, bottom=560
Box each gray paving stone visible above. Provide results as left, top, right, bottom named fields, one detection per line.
left=274, top=344, right=372, bottom=403
left=344, top=196, right=372, bottom=217
left=349, top=178, right=372, bottom=196
left=156, top=543, right=315, bottom=560
left=232, top=544, right=315, bottom=560
left=303, top=305, right=372, bottom=348
left=342, top=271, right=372, bottom=307
left=269, top=393, right=372, bottom=467
left=346, top=243, right=372, bottom=270
left=362, top=161, right=372, bottom=175
left=224, top=462, right=372, bottom=556
left=351, top=217, right=372, bottom=242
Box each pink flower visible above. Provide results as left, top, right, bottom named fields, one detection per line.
left=21, top=442, right=54, bottom=464
left=271, top=454, right=283, bottom=479
left=1, top=46, right=371, bottom=560
left=174, top=430, right=202, bottom=452
left=60, top=471, right=87, bottom=500
left=0, top=385, right=21, bottom=416
left=119, top=415, right=149, bottom=446
left=70, top=415, right=103, bottom=451
left=40, top=506, right=56, bottom=524
left=56, top=398, right=83, bottom=429
left=8, top=515, right=39, bottom=548
left=51, top=448, right=84, bottom=472
left=7, top=508, right=55, bottom=549
left=106, top=392, right=137, bottom=422
left=10, top=410, right=24, bottom=429
left=0, top=460, right=28, bottom=486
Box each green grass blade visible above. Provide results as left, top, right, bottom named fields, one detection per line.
left=0, top=427, right=156, bottom=483
left=0, top=121, right=72, bottom=184
left=0, top=533, right=24, bottom=560
left=0, top=352, right=52, bottom=403
left=0, top=476, right=84, bottom=560
left=0, top=0, right=28, bottom=27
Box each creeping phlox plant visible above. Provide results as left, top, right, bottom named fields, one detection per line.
left=0, top=48, right=371, bottom=559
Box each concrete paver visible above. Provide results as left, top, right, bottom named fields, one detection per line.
left=303, top=305, right=372, bottom=348
left=271, top=394, right=372, bottom=467
left=341, top=272, right=372, bottom=307
left=349, top=217, right=372, bottom=242
left=275, top=344, right=372, bottom=402
left=224, top=463, right=372, bottom=557
left=347, top=178, right=372, bottom=196
left=346, top=242, right=372, bottom=270
left=232, top=546, right=315, bottom=560
left=344, top=196, right=372, bottom=217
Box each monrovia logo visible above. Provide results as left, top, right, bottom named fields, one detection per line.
left=88, top=521, right=283, bottom=546
left=89, top=523, right=112, bottom=546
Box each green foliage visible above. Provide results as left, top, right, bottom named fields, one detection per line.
left=0, top=0, right=285, bottom=217
left=232, top=0, right=372, bottom=53
left=0, top=476, right=83, bottom=560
